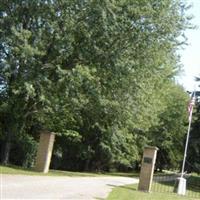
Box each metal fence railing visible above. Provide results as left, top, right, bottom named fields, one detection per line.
left=152, top=173, right=200, bottom=199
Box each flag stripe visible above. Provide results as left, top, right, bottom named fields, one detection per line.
left=188, top=94, right=195, bottom=122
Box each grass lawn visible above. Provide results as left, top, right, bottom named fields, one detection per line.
left=107, top=184, right=197, bottom=200
left=0, top=164, right=138, bottom=177
left=0, top=165, right=98, bottom=176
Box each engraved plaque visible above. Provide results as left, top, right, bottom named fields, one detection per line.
left=143, top=157, right=152, bottom=164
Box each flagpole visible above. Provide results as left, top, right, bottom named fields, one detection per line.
left=180, top=105, right=193, bottom=178
left=177, top=91, right=196, bottom=195
left=180, top=91, right=196, bottom=177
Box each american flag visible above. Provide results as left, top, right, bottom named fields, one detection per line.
left=188, top=93, right=195, bottom=122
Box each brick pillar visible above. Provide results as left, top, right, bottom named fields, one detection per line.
left=138, top=146, right=158, bottom=192
left=35, top=130, right=55, bottom=173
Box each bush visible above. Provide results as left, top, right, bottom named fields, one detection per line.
left=10, top=134, right=38, bottom=168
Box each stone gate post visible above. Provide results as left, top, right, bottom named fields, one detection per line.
left=138, top=146, right=158, bottom=192
left=35, top=130, right=55, bottom=173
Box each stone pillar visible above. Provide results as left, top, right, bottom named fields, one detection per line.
left=138, top=146, right=158, bottom=192
left=35, top=130, right=55, bottom=173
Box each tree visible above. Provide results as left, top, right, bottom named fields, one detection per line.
left=149, top=83, right=188, bottom=171
left=0, top=0, right=192, bottom=170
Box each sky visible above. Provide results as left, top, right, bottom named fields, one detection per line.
left=177, top=0, right=200, bottom=91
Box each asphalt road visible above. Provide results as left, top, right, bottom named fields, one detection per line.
left=1, top=174, right=138, bottom=199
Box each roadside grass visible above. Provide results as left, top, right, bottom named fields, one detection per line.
left=151, top=174, right=200, bottom=199
left=106, top=183, right=198, bottom=200
left=186, top=175, right=200, bottom=195
left=0, top=165, right=138, bottom=177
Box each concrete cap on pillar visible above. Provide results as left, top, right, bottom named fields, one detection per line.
left=40, top=129, right=56, bottom=135
left=144, top=146, right=159, bottom=151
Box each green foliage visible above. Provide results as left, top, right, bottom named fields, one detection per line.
left=149, top=83, right=188, bottom=170
left=0, top=0, right=192, bottom=171
left=10, top=134, right=38, bottom=168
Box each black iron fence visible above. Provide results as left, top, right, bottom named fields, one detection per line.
left=152, top=173, right=200, bottom=199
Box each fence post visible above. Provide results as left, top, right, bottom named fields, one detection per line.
left=138, top=146, right=158, bottom=192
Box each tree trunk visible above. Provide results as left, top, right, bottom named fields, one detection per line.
left=2, top=141, right=11, bottom=165
left=84, top=160, right=90, bottom=171
left=1, top=129, right=12, bottom=165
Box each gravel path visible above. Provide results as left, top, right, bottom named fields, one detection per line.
left=1, top=174, right=138, bottom=200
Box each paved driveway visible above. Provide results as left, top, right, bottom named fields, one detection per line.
left=1, top=174, right=138, bottom=199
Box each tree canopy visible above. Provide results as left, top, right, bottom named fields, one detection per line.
left=0, top=0, right=193, bottom=171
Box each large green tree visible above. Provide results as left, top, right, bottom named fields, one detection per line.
left=0, top=0, right=191, bottom=170
left=149, top=83, right=188, bottom=171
